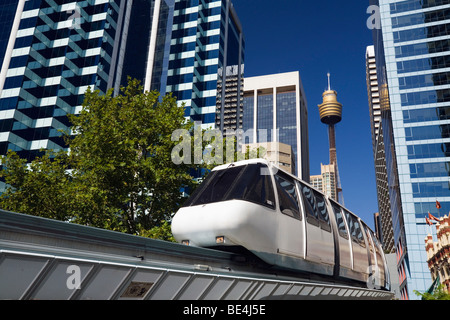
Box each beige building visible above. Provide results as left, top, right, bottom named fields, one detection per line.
left=242, top=142, right=295, bottom=174
left=425, top=215, right=450, bottom=292
left=310, top=163, right=337, bottom=201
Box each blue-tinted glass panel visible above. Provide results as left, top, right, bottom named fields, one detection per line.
left=414, top=201, right=450, bottom=219
left=243, top=95, right=254, bottom=134
left=401, top=88, right=450, bottom=106
left=276, top=90, right=297, bottom=167
left=256, top=93, right=273, bottom=142
left=3, top=75, right=23, bottom=89
left=407, top=142, right=450, bottom=159
left=396, top=39, right=450, bottom=58
left=0, top=97, right=18, bottom=110
left=403, top=106, right=450, bottom=123
left=390, top=0, right=450, bottom=14
left=405, top=124, right=450, bottom=141
left=392, top=8, right=450, bottom=28
left=9, top=55, right=28, bottom=68
left=0, top=0, right=19, bottom=64
left=410, top=162, right=450, bottom=178
left=399, top=72, right=450, bottom=89
left=413, top=181, right=450, bottom=197
left=397, top=55, right=450, bottom=73
left=393, top=23, right=450, bottom=44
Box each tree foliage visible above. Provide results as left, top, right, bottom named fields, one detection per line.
left=0, top=79, right=196, bottom=237
left=414, top=284, right=450, bottom=300
left=0, top=150, right=74, bottom=221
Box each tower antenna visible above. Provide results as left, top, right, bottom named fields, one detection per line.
left=327, top=72, right=331, bottom=90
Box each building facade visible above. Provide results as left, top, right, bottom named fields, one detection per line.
left=371, top=0, right=450, bottom=299
left=166, top=0, right=244, bottom=131
left=0, top=0, right=176, bottom=162
left=366, top=45, right=395, bottom=254
left=366, top=46, right=381, bottom=154
left=242, top=71, right=309, bottom=181
left=0, top=0, right=245, bottom=161
left=310, top=163, right=337, bottom=201
left=425, top=215, right=450, bottom=292
left=242, top=141, right=295, bottom=174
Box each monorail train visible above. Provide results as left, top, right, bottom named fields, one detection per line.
left=172, top=159, right=390, bottom=291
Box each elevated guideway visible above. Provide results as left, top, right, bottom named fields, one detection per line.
left=0, top=210, right=393, bottom=300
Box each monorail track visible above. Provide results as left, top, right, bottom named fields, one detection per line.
left=0, top=210, right=393, bottom=300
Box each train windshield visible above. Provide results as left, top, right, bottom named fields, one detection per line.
left=182, top=163, right=275, bottom=209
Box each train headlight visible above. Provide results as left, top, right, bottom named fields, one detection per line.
left=216, top=236, right=225, bottom=244
left=181, top=240, right=190, bottom=246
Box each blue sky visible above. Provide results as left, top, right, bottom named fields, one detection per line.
left=233, top=1, right=378, bottom=228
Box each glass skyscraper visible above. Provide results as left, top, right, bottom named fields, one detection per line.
left=0, top=0, right=243, bottom=165
left=371, top=0, right=450, bottom=299
left=0, top=0, right=175, bottom=162
left=166, top=0, right=244, bottom=131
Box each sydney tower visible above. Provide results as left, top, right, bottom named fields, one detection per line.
left=318, top=73, right=343, bottom=201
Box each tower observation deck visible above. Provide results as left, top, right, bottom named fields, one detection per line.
left=317, top=73, right=343, bottom=201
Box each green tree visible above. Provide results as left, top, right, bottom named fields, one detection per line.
left=414, top=284, right=450, bottom=300
left=0, top=150, right=75, bottom=221
left=67, top=78, right=196, bottom=235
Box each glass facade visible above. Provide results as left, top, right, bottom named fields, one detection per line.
left=166, top=0, right=244, bottom=130
left=118, top=0, right=174, bottom=94
left=0, top=0, right=175, bottom=163
left=277, top=91, right=298, bottom=167
left=242, top=72, right=309, bottom=180
left=372, top=0, right=450, bottom=299
left=0, top=0, right=19, bottom=66
left=0, top=0, right=126, bottom=161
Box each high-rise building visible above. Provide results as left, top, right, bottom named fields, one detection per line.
left=242, top=71, right=309, bottom=181
left=118, top=0, right=175, bottom=94
left=242, top=141, right=295, bottom=174
left=366, top=45, right=395, bottom=254
left=310, top=163, right=337, bottom=200
left=366, top=46, right=381, bottom=154
left=0, top=0, right=175, bottom=162
left=166, top=0, right=244, bottom=131
left=370, top=0, right=450, bottom=299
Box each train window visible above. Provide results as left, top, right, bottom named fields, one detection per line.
left=228, top=163, right=276, bottom=209
left=364, top=225, right=374, bottom=253
left=182, top=170, right=219, bottom=207
left=274, top=173, right=300, bottom=219
left=299, top=182, right=320, bottom=227
left=183, top=163, right=276, bottom=209
left=344, top=210, right=366, bottom=247
left=188, top=166, right=245, bottom=206
left=331, top=202, right=348, bottom=239
left=313, top=191, right=331, bottom=232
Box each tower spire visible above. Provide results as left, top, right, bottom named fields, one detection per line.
left=318, top=73, right=343, bottom=203
left=327, top=72, right=331, bottom=91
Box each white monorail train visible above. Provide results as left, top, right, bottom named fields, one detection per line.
left=172, top=159, right=390, bottom=290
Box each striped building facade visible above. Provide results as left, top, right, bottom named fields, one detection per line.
left=166, top=0, right=244, bottom=130
left=0, top=0, right=175, bottom=161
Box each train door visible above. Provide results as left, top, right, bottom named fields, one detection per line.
left=344, top=210, right=369, bottom=280
left=363, top=225, right=386, bottom=289
left=299, top=182, right=334, bottom=274
left=274, top=172, right=305, bottom=259
left=330, top=201, right=352, bottom=274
